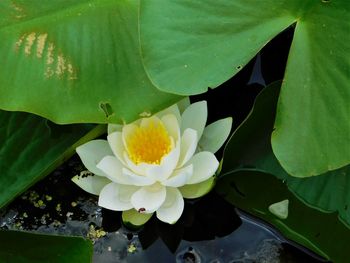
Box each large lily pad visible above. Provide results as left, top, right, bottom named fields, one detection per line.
left=0, top=0, right=180, bottom=124
left=221, top=82, right=350, bottom=227
left=0, top=231, right=92, bottom=263
left=0, top=110, right=103, bottom=208
left=140, top=0, right=350, bottom=177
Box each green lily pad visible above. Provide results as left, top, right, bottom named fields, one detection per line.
left=140, top=0, right=350, bottom=177
left=0, top=0, right=180, bottom=124
left=221, top=82, right=350, bottom=227
left=0, top=110, right=103, bottom=209
left=0, top=230, right=92, bottom=263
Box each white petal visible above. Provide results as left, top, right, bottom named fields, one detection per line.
left=139, top=115, right=162, bottom=129
left=162, top=165, right=193, bottom=187
left=71, top=173, right=111, bottom=195
left=122, top=168, right=156, bottom=186
left=122, top=123, right=139, bottom=152
left=186, top=152, right=219, bottom=184
left=181, top=101, right=207, bottom=141
left=198, top=117, right=232, bottom=153
left=146, top=141, right=180, bottom=181
left=96, top=156, right=129, bottom=184
left=131, top=184, right=166, bottom=213
left=123, top=151, right=148, bottom=176
left=156, top=188, right=184, bottom=224
left=177, top=128, right=198, bottom=168
left=155, top=103, right=181, bottom=124
left=76, top=140, right=113, bottom=176
left=161, top=114, right=180, bottom=141
left=107, top=123, right=122, bottom=135
left=177, top=97, right=191, bottom=113
left=98, top=183, right=139, bottom=211
left=107, top=132, right=127, bottom=165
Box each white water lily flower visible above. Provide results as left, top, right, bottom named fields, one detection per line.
left=72, top=99, right=232, bottom=224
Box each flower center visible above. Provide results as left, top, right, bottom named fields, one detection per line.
left=126, top=118, right=172, bottom=164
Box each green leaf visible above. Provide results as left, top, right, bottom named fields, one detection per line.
left=221, top=82, right=350, bottom=227
left=278, top=165, right=350, bottom=228
left=216, top=171, right=350, bottom=263
left=0, top=230, right=92, bottom=263
left=221, top=81, right=282, bottom=175
left=0, top=0, right=180, bottom=124
left=140, top=0, right=350, bottom=177
left=0, top=110, right=103, bottom=209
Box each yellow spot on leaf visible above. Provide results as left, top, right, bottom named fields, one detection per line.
left=56, top=54, right=67, bottom=77
left=24, top=32, right=36, bottom=56
left=14, top=32, right=78, bottom=81
left=11, top=1, right=26, bottom=19
left=45, top=42, right=55, bottom=78
left=36, top=33, right=48, bottom=58
left=15, top=34, right=26, bottom=52
left=139, top=111, right=152, bottom=117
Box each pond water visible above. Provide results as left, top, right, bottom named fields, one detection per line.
left=0, top=156, right=327, bottom=263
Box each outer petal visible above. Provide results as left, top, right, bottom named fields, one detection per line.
left=123, top=151, right=148, bottom=176
left=76, top=140, right=113, bottom=177
left=122, top=168, right=156, bottom=186
left=198, top=117, right=232, bottom=153
left=156, top=188, right=184, bottom=224
left=108, top=124, right=122, bottom=135
left=97, top=156, right=154, bottom=186
left=177, top=128, right=197, bottom=168
left=181, top=101, right=207, bottom=140
left=139, top=115, right=162, bottom=128
left=155, top=103, right=181, bottom=124
left=107, top=132, right=127, bottom=165
left=131, top=184, right=166, bottom=213
left=186, top=152, right=219, bottom=184
left=98, top=183, right=139, bottom=211
left=162, top=165, right=193, bottom=187
left=146, top=140, right=180, bottom=181
left=161, top=114, right=180, bottom=141
left=96, top=156, right=129, bottom=184
left=71, top=173, right=111, bottom=195
left=179, top=177, right=215, bottom=199
left=122, top=123, right=139, bottom=153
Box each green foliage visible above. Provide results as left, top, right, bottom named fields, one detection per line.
left=0, top=110, right=103, bottom=209
left=140, top=0, right=350, bottom=177
left=0, top=0, right=180, bottom=124
left=0, top=231, right=92, bottom=263
left=221, top=83, right=350, bottom=262
left=221, top=82, right=350, bottom=227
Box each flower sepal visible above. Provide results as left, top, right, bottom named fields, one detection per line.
left=122, top=209, right=153, bottom=230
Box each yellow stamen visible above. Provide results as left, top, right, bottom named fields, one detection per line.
left=126, top=118, right=172, bottom=164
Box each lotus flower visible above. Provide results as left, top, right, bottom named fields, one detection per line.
left=73, top=99, right=232, bottom=224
